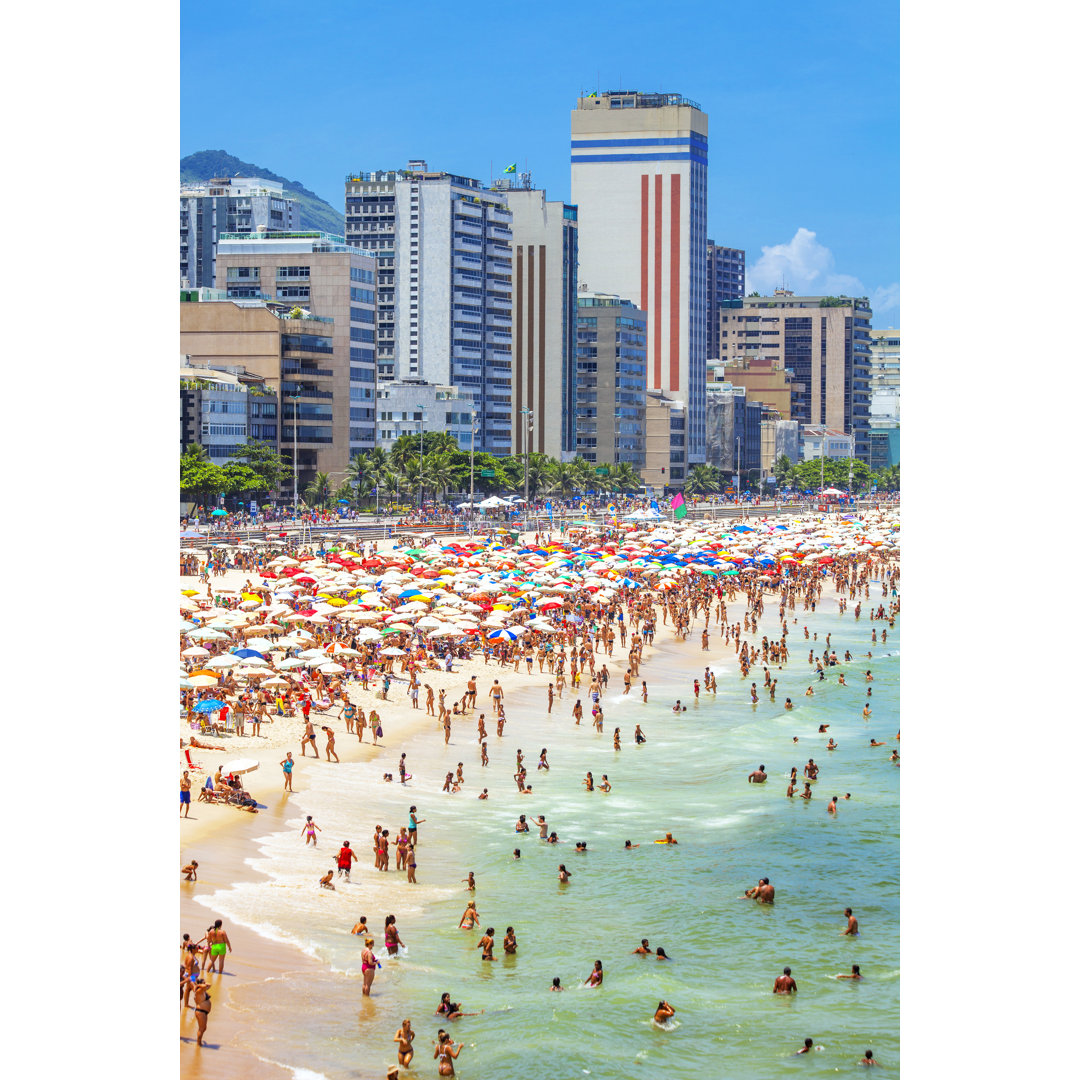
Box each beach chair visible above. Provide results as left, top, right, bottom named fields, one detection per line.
left=183, top=749, right=204, bottom=773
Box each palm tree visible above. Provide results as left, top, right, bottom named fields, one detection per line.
left=569, top=457, right=596, bottom=495
left=611, top=461, right=641, bottom=494
left=684, top=464, right=721, bottom=497
left=303, top=471, right=333, bottom=508
left=421, top=451, right=461, bottom=503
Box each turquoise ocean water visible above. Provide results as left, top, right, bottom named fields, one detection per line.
left=202, top=598, right=899, bottom=1078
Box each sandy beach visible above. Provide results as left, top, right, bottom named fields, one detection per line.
left=180, top=519, right=899, bottom=1077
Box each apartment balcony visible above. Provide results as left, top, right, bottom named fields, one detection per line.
left=456, top=329, right=483, bottom=342
left=456, top=201, right=482, bottom=218
left=487, top=225, right=512, bottom=240
left=453, top=254, right=484, bottom=271
left=453, top=272, right=483, bottom=288
left=487, top=330, right=513, bottom=344
left=456, top=222, right=483, bottom=238
left=488, top=314, right=512, bottom=328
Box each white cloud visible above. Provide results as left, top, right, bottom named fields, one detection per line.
left=745, top=227, right=899, bottom=319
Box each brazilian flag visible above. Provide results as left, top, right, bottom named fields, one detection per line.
left=503, top=163, right=517, bottom=174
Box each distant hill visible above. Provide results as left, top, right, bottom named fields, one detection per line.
left=180, top=150, right=345, bottom=235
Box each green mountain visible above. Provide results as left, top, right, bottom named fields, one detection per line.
left=180, top=150, right=345, bottom=235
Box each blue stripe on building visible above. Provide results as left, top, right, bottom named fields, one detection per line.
left=570, top=135, right=708, bottom=150
left=570, top=151, right=708, bottom=165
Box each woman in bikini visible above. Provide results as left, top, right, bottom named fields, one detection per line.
left=395, top=828, right=410, bottom=871
left=192, top=980, right=212, bottom=1045
left=434, top=1031, right=463, bottom=1076
left=585, top=959, right=604, bottom=987
left=458, top=900, right=479, bottom=930
left=406, top=844, right=417, bottom=884
left=384, top=914, right=403, bottom=956
left=393, top=1018, right=414, bottom=1068
left=360, top=937, right=378, bottom=995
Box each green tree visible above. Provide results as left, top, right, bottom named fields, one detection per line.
left=233, top=438, right=289, bottom=494
left=684, top=464, right=721, bottom=497
left=221, top=462, right=269, bottom=498
left=303, top=471, right=333, bottom=508
left=180, top=455, right=226, bottom=508
left=611, top=461, right=641, bottom=494
left=774, top=454, right=795, bottom=487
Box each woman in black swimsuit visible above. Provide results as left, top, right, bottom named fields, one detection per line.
left=192, top=980, right=211, bottom=1045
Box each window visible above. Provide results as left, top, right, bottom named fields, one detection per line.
left=276, top=286, right=310, bottom=299
left=350, top=327, right=375, bottom=342
left=350, top=307, right=375, bottom=323
left=350, top=267, right=375, bottom=284
left=277, top=265, right=310, bottom=279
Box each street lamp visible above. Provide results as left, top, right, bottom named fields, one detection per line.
left=520, top=406, right=533, bottom=534
left=469, top=408, right=478, bottom=533
left=735, top=435, right=741, bottom=507
left=289, top=393, right=301, bottom=520
left=418, top=405, right=426, bottom=511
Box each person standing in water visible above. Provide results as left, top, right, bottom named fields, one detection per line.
left=301, top=816, right=321, bottom=846
left=360, top=937, right=378, bottom=995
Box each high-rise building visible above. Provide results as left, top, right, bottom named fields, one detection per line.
left=213, top=232, right=378, bottom=481
left=718, top=291, right=873, bottom=461
left=706, top=241, right=745, bottom=358
left=868, top=327, right=900, bottom=470
left=344, top=163, right=514, bottom=454
left=575, top=293, right=647, bottom=470
left=180, top=295, right=339, bottom=497
left=497, top=186, right=579, bottom=459
left=180, top=177, right=296, bottom=289
left=571, top=90, right=709, bottom=464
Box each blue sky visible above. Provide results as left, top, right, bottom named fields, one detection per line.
left=181, top=0, right=898, bottom=318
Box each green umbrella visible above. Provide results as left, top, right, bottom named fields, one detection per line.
left=722, top=569, right=739, bottom=576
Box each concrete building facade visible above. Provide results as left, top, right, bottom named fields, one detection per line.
left=867, top=328, right=900, bottom=470
left=718, top=291, right=872, bottom=461
left=800, top=426, right=855, bottom=461
left=180, top=177, right=296, bottom=289
left=706, top=241, right=745, bottom=359
left=180, top=297, right=341, bottom=493
left=571, top=91, right=708, bottom=464
left=179, top=360, right=278, bottom=464
left=213, top=232, right=378, bottom=480
left=344, top=163, right=514, bottom=454
left=642, top=391, right=686, bottom=492
left=575, top=293, right=647, bottom=470
left=496, top=186, right=580, bottom=458
left=707, top=355, right=793, bottom=420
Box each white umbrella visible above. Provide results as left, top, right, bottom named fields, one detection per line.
left=317, top=662, right=347, bottom=674
left=181, top=646, right=210, bottom=658
left=223, top=758, right=260, bottom=775
left=381, top=647, right=407, bottom=656
left=207, top=655, right=240, bottom=669
left=239, top=656, right=270, bottom=667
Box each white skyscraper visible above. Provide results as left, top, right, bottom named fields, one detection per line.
left=571, top=91, right=708, bottom=469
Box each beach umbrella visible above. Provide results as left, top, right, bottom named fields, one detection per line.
left=207, top=655, right=240, bottom=669
left=181, top=646, right=211, bottom=658
left=188, top=675, right=220, bottom=688
left=211, top=509, right=227, bottom=517
left=193, top=699, right=225, bottom=713
left=262, top=677, right=289, bottom=688
left=487, top=627, right=521, bottom=641
left=239, top=656, right=271, bottom=667
left=223, top=758, right=259, bottom=775
left=381, top=647, right=407, bottom=656
left=317, top=662, right=347, bottom=673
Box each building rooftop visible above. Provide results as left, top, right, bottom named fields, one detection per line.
left=577, top=90, right=702, bottom=111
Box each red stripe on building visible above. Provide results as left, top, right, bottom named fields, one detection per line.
left=654, top=174, right=663, bottom=389
left=640, top=174, right=649, bottom=314
left=669, top=174, right=681, bottom=393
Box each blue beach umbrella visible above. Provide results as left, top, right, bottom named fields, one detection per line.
left=194, top=699, right=225, bottom=713
left=231, top=648, right=266, bottom=660
left=486, top=627, right=521, bottom=641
